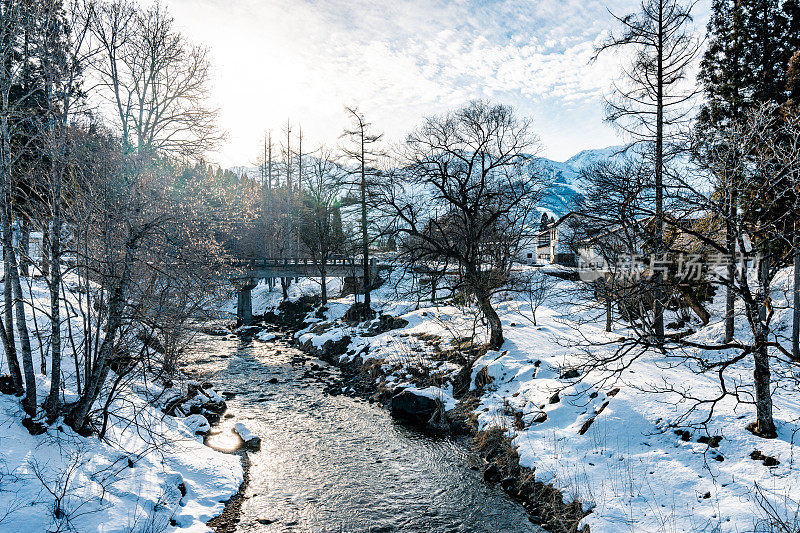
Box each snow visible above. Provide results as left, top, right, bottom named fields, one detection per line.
left=291, top=266, right=800, bottom=532
left=232, top=422, right=259, bottom=445
left=184, top=414, right=212, bottom=436
left=255, top=331, right=277, bottom=342
left=0, top=272, right=242, bottom=532
left=402, top=385, right=458, bottom=411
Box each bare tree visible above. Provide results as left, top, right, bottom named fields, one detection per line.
left=0, top=0, right=39, bottom=415
left=512, top=268, right=557, bottom=327
left=65, top=128, right=231, bottom=432
left=570, top=106, right=798, bottom=439
left=594, top=0, right=701, bottom=345
left=0, top=0, right=25, bottom=398
left=299, top=148, right=345, bottom=304
left=340, top=106, right=384, bottom=313
left=38, top=0, right=97, bottom=421
left=570, top=159, right=660, bottom=335
left=90, top=0, right=223, bottom=158
left=382, top=100, right=544, bottom=349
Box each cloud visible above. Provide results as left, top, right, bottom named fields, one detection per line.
left=160, top=0, right=706, bottom=165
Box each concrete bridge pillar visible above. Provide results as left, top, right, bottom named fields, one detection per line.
left=236, top=280, right=257, bottom=326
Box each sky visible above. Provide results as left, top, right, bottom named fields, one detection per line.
left=158, top=0, right=709, bottom=168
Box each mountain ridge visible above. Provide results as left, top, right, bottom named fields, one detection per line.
left=229, top=145, right=626, bottom=218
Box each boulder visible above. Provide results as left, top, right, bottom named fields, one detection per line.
left=184, top=414, right=211, bottom=436
left=199, top=325, right=229, bottom=336
left=234, top=422, right=261, bottom=451
left=559, top=368, right=580, bottom=379
left=390, top=390, right=439, bottom=425
left=300, top=335, right=351, bottom=360
left=364, top=314, right=410, bottom=336
left=483, top=463, right=501, bottom=482
left=531, top=411, right=548, bottom=424
left=500, top=476, right=518, bottom=494
left=234, top=325, right=262, bottom=337
left=344, top=302, right=375, bottom=324
left=0, top=375, right=18, bottom=395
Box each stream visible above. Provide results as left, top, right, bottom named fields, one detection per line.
left=185, top=329, right=544, bottom=533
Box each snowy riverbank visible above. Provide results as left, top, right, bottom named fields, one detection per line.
left=0, top=273, right=242, bottom=532
left=242, top=270, right=800, bottom=532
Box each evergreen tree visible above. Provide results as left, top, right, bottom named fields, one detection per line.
left=698, top=0, right=748, bottom=129
left=698, top=0, right=749, bottom=343
left=697, top=0, right=800, bottom=436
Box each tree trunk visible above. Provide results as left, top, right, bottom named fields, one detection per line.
left=321, top=268, right=327, bottom=305
left=360, top=149, right=371, bottom=308
left=477, top=293, right=503, bottom=349
left=67, top=237, right=135, bottom=432
left=1, top=170, right=33, bottom=414
left=752, top=338, right=777, bottom=438
left=7, top=234, right=35, bottom=416
left=281, top=277, right=288, bottom=300
left=0, top=303, right=20, bottom=393
left=752, top=252, right=777, bottom=438
left=45, top=170, right=62, bottom=420
left=652, top=2, right=665, bottom=347
left=18, top=217, right=29, bottom=276
left=793, top=225, right=800, bottom=361
left=0, top=19, right=22, bottom=394
left=725, top=190, right=737, bottom=343
left=41, top=223, right=50, bottom=279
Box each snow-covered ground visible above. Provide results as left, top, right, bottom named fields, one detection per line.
left=0, top=273, right=242, bottom=532
left=276, top=267, right=800, bottom=532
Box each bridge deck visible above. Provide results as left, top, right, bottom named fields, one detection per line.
left=232, top=258, right=386, bottom=281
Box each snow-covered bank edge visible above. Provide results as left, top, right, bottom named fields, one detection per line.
left=0, top=372, right=244, bottom=532
left=205, top=450, right=250, bottom=533
left=0, top=272, right=244, bottom=532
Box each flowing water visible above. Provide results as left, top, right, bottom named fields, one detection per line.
left=186, top=329, right=543, bottom=533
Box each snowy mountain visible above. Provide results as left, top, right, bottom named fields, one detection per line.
left=533, top=145, right=627, bottom=219
left=227, top=145, right=627, bottom=219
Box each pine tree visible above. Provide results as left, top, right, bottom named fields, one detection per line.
left=697, top=0, right=799, bottom=437
left=698, top=0, right=749, bottom=343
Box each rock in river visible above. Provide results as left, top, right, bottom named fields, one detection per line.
left=234, top=422, right=262, bottom=451
left=390, top=390, right=439, bottom=425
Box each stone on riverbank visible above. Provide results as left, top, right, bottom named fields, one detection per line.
left=184, top=414, right=211, bottom=436
left=299, top=334, right=351, bottom=359
left=390, top=389, right=440, bottom=425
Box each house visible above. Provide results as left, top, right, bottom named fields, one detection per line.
left=525, top=211, right=719, bottom=270
left=1, top=226, right=44, bottom=262
left=534, top=212, right=581, bottom=266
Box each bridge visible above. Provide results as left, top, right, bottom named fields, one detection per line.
left=231, top=257, right=391, bottom=325
left=232, top=257, right=383, bottom=280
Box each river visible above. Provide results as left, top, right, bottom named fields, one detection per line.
left=185, top=328, right=544, bottom=533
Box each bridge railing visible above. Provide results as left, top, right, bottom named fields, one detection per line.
left=235, top=257, right=377, bottom=268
